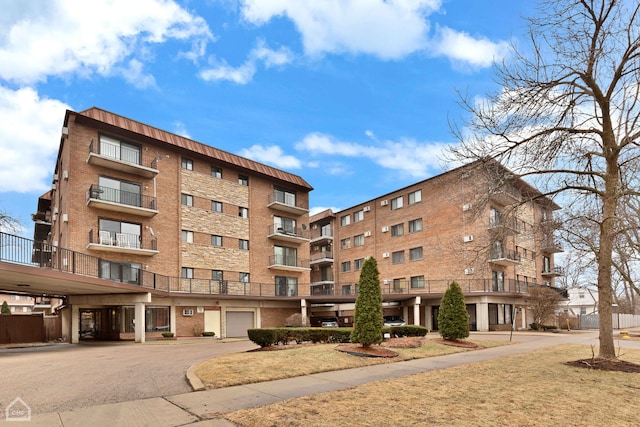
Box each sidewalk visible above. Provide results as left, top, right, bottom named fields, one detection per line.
left=20, top=330, right=633, bottom=426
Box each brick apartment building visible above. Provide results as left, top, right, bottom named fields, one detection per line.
left=3, top=107, right=563, bottom=342
left=308, top=160, right=564, bottom=331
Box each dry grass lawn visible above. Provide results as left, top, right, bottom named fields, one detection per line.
left=194, top=337, right=506, bottom=388
left=222, top=344, right=640, bottom=427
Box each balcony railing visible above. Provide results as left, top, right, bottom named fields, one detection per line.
left=1, top=231, right=536, bottom=298
left=268, top=255, right=310, bottom=270
left=489, top=248, right=521, bottom=265
left=542, top=265, right=565, bottom=276
left=87, top=185, right=158, bottom=217
left=267, top=225, right=310, bottom=243
left=88, top=139, right=159, bottom=178
left=267, top=193, right=308, bottom=215
left=88, top=229, right=158, bottom=256
left=310, top=251, right=333, bottom=264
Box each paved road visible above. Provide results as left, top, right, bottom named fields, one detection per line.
left=0, top=339, right=257, bottom=415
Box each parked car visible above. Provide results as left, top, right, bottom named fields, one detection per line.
left=320, top=317, right=341, bottom=327
left=383, top=315, right=406, bottom=326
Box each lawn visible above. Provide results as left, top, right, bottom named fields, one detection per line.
left=221, top=344, right=640, bottom=426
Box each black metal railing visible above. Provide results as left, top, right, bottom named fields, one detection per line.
left=0, top=232, right=533, bottom=298
left=87, top=185, right=157, bottom=210
left=89, top=139, right=158, bottom=170
left=489, top=248, right=521, bottom=262
left=268, top=225, right=310, bottom=239
left=267, top=192, right=307, bottom=210
left=88, top=229, right=157, bottom=251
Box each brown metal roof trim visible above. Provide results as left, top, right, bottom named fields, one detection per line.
left=72, top=107, right=313, bottom=191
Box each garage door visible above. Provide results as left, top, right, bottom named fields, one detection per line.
left=226, top=311, right=254, bottom=337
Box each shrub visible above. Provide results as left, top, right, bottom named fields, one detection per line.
left=248, top=329, right=279, bottom=347
left=387, top=325, right=429, bottom=337
left=161, top=332, right=174, bottom=338
left=351, top=257, right=384, bottom=348
left=247, top=327, right=354, bottom=347
left=438, top=281, right=470, bottom=341
left=202, top=331, right=215, bottom=337
left=1, top=301, right=11, bottom=315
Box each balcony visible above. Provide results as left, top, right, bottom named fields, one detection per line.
left=488, top=248, right=521, bottom=266
left=87, top=185, right=158, bottom=217
left=267, top=225, right=310, bottom=244
left=267, top=193, right=308, bottom=215
left=489, top=184, right=520, bottom=206
left=87, top=139, right=159, bottom=178
left=542, top=265, right=565, bottom=277
left=87, top=230, right=158, bottom=256
left=268, top=255, right=310, bottom=272
left=488, top=217, right=519, bottom=235
left=540, top=239, right=563, bottom=254
left=310, top=232, right=333, bottom=245
left=310, top=251, right=334, bottom=266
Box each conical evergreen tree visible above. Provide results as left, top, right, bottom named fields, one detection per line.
left=351, top=257, right=383, bottom=348
left=438, top=281, right=469, bottom=341
left=1, top=300, right=11, bottom=314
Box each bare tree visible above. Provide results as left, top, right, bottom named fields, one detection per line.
left=450, top=0, right=640, bottom=358
left=527, top=285, right=564, bottom=329
left=0, top=207, right=20, bottom=233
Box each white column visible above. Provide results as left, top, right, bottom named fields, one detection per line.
left=170, top=305, right=176, bottom=334
left=413, top=296, right=421, bottom=325
left=70, top=305, right=80, bottom=344
left=520, top=306, right=527, bottom=330
left=134, top=302, right=145, bottom=343
left=300, top=299, right=308, bottom=325
left=476, top=301, right=489, bottom=332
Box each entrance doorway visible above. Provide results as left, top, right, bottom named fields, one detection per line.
left=79, top=307, right=121, bottom=340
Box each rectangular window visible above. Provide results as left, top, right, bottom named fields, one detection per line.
left=239, top=272, right=250, bottom=283
left=354, top=234, right=364, bottom=247
left=410, top=275, right=425, bottom=289
left=408, top=218, right=423, bottom=233
left=181, top=193, right=193, bottom=207
left=274, top=187, right=296, bottom=206
left=181, top=230, right=194, bottom=243
left=181, top=158, right=193, bottom=170
left=274, top=246, right=297, bottom=266
left=275, top=276, right=298, bottom=297
left=492, top=270, right=504, bottom=291
left=341, top=238, right=351, bottom=250
left=341, top=261, right=351, bottom=272
left=391, top=196, right=403, bottom=210
left=392, top=251, right=404, bottom=264
left=354, top=258, right=364, bottom=270
left=275, top=216, right=296, bottom=234
left=211, top=201, right=222, bottom=212
left=99, top=135, right=141, bottom=165
left=391, top=223, right=404, bottom=237
left=393, top=278, right=406, bottom=291
left=409, top=247, right=423, bottom=261
left=239, top=239, right=249, bottom=250
left=340, top=214, right=351, bottom=226
left=211, top=167, right=222, bottom=178
left=212, top=270, right=223, bottom=281
left=353, top=210, right=364, bottom=222
left=181, top=267, right=194, bottom=279
left=97, top=177, right=142, bottom=208
left=99, top=219, right=141, bottom=249
left=408, top=189, right=422, bottom=205
left=144, top=306, right=170, bottom=332
left=239, top=207, right=249, bottom=218
left=99, top=260, right=141, bottom=284
left=211, top=235, right=222, bottom=246
left=238, top=175, right=249, bottom=186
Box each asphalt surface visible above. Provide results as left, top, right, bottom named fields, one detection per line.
left=0, top=339, right=257, bottom=415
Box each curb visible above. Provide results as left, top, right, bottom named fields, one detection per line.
left=185, top=364, right=206, bottom=391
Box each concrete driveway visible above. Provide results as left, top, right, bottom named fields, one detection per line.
left=0, top=339, right=257, bottom=415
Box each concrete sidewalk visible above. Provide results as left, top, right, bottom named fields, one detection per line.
left=22, top=330, right=635, bottom=427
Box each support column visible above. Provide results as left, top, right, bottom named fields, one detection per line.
left=520, top=306, right=527, bottom=330
left=413, top=296, right=421, bottom=325
left=134, top=302, right=145, bottom=343
left=424, top=305, right=433, bottom=330
left=476, top=301, right=489, bottom=332
left=170, top=305, right=176, bottom=334
left=71, top=305, right=80, bottom=344
left=300, top=299, right=308, bottom=325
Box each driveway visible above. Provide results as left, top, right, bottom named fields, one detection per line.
left=0, top=339, right=256, bottom=415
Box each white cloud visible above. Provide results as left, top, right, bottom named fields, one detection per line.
left=0, top=86, right=68, bottom=192
left=0, top=0, right=213, bottom=84
left=239, top=144, right=302, bottom=169
left=295, top=132, right=450, bottom=178
left=309, top=206, right=340, bottom=216
left=430, top=26, right=511, bottom=69
left=200, top=39, right=293, bottom=84
left=172, top=121, right=191, bottom=138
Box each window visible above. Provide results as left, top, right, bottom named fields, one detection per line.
left=393, top=278, right=406, bottom=291
left=211, top=201, right=222, bottom=212
left=99, top=135, right=141, bottom=165
left=100, top=260, right=141, bottom=284
left=392, top=251, right=404, bottom=264
left=580, top=307, right=587, bottom=315
left=353, top=210, right=364, bottom=222
left=391, top=223, right=404, bottom=237
left=320, top=223, right=332, bottom=237
left=181, top=230, right=194, bottom=243
left=354, top=258, right=364, bottom=270
left=239, top=207, right=249, bottom=218
left=275, top=276, right=298, bottom=296
left=97, top=177, right=142, bottom=208
left=490, top=207, right=502, bottom=227
left=492, top=270, right=504, bottom=291
left=543, top=256, right=551, bottom=273
left=391, top=196, right=403, bottom=210
left=181, top=158, right=193, bottom=170
left=341, top=238, right=351, bottom=250
left=239, top=272, right=250, bottom=283
left=579, top=292, right=585, bottom=299
left=409, top=247, right=423, bottom=261
left=99, top=219, right=141, bottom=249
left=410, top=275, right=425, bottom=289
left=212, top=270, right=223, bottom=281
left=211, top=235, right=222, bottom=246
left=239, top=239, right=249, bottom=250
left=238, top=175, right=249, bottom=186
left=144, top=306, right=170, bottom=332
left=274, top=187, right=296, bottom=206
left=274, top=216, right=296, bottom=234
left=181, top=267, right=194, bottom=279
left=274, top=246, right=297, bottom=266
left=408, top=218, right=423, bottom=233
left=340, top=214, right=351, bottom=226
left=354, top=234, right=364, bottom=247
left=181, top=193, right=193, bottom=207
left=408, top=189, right=421, bottom=205
left=341, top=261, right=351, bottom=272
left=211, top=167, right=222, bottom=178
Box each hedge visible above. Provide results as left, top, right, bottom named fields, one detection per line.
left=248, top=327, right=353, bottom=347
left=383, top=325, right=429, bottom=337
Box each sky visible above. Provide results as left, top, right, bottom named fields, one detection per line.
left=0, top=0, right=538, bottom=237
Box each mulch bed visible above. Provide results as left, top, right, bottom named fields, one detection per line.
left=565, top=358, right=640, bottom=373
left=430, top=338, right=479, bottom=348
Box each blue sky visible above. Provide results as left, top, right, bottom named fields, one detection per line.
left=0, top=0, right=537, bottom=237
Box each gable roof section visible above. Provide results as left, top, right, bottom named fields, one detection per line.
left=68, top=107, right=313, bottom=191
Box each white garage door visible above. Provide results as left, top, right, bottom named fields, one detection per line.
left=226, top=311, right=254, bottom=337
